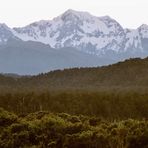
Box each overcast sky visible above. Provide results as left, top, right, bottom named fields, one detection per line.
left=0, top=0, right=147, bottom=28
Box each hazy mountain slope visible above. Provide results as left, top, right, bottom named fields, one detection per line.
left=0, top=23, right=17, bottom=45
left=0, top=39, right=109, bottom=75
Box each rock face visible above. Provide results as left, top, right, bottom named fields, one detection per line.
left=0, top=9, right=148, bottom=74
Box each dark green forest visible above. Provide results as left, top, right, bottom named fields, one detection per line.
left=1, top=57, right=148, bottom=147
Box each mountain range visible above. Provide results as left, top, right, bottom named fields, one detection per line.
left=0, top=9, right=148, bottom=74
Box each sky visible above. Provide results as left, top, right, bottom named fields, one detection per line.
left=0, top=0, right=147, bottom=29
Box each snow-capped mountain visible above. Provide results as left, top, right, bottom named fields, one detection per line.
left=0, top=9, right=148, bottom=56
left=12, top=9, right=125, bottom=55
left=0, top=9, right=148, bottom=74
left=10, top=9, right=148, bottom=56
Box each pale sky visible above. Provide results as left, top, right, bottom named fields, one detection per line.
left=0, top=0, right=148, bottom=29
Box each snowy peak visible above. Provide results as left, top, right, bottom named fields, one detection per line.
left=0, top=23, right=9, bottom=30
left=0, top=9, right=148, bottom=56
left=99, top=16, right=124, bottom=35
left=124, top=24, right=148, bottom=51
left=138, top=24, right=148, bottom=30
left=124, top=29, right=142, bottom=50
left=138, top=24, right=148, bottom=38
left=60, top=9, right=101, bottom=24
left=60, top=9, right=124, bottom=35
left=12, top=9, right=126, bottom=53
left=0, top=23, right=16, bottom=44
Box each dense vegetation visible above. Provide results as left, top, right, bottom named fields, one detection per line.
left=1, top=90, right=148, bottom=120
left=1, top=108, right=148, bottom=148
left=1, top=57, right=148, bottom=147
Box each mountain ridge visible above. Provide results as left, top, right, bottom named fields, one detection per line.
left=0, top=9, right=148, bottom=55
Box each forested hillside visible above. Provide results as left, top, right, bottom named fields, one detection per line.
left=1, top=57, right=148, bottom=147
left=0, top=57, right=147, bottom=87
left=1, top=57, right=148, bottom=90
left=0, top=57, right=148, bottom=118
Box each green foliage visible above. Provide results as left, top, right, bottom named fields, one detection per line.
left=0, top=108, right=17, bottom=127
left=0, top=109, right=148, bottom=148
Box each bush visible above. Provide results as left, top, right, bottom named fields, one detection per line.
left=0, top=109, right=148, bottom=148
